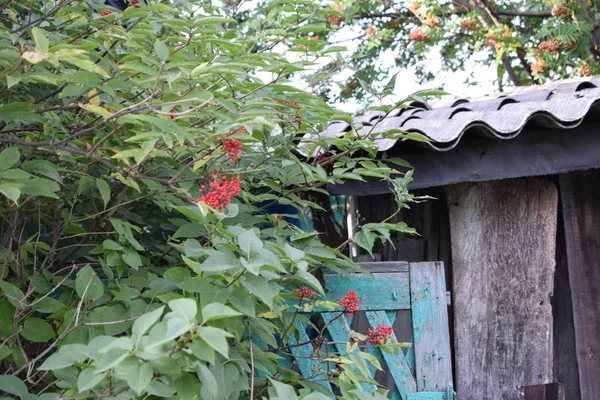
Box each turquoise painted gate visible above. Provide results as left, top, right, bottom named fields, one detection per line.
left=277, top=262, right=454, bottom=399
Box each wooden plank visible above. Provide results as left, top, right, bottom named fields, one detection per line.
left=559, top=170, right=600, bottom=400
left=357, top=262, right=409, bottom=273
left=365, top=311, right=417, bottom=399
left=446, top=178, right=557, bottom=400
left=321, top=313, right=376, bottom=393
left=516, top=383, right=565, bottom=400
left=552, top=215, right=581, bottom=400
left=323, top=272, right=411, bottom=311
left=406, top=393, right=448, bottom=400
left=409, top=262, right=452, bottom=392
left=287, top=321, right=333, bottom=392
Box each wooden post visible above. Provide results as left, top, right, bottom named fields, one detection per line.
left=559, top=170, right=600, bottom=400
left=446, top=178, right=557, bottom=400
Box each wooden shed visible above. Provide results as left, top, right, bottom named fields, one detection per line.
left=314, top=77, right=600, bottom=400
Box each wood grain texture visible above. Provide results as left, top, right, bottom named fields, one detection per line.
left=409, top=262, right=452, bottom=392
left=446, top=178, right=557, bottom=400
left=559, top=170, right=600, bottom=400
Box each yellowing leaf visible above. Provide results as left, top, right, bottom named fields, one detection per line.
left=79, top=103, right=112, bottom=118
left=256, top=311, right=278, bottom=319
left=89, top=89, right=100, bottom=105
left=324, top=357, right=354, bottom=364
left=22, top=51, right=49, bottom=64
left=192, top=157, right=209, bottom=171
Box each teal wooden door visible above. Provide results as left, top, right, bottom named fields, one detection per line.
left=279, top=262, right=454, bottom=400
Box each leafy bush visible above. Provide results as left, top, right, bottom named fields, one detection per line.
left=0, top=0, right=420, bottom=398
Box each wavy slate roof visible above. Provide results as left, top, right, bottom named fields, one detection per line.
left=324, top=76, right=600, bottom=152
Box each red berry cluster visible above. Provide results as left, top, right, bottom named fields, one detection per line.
left=237, top=126, right=246, bottom=133
left=409, top=28, right=429, bottom=42
left=367, top=324, right=393, bottom=345
left=101, top=9, right=113, bottom=16
left=295, top=285, right=317, bottom=301
left=461, top=18, right=476, bottom=31
left=579, top=64, right=592, bottom=77
left=198, top=178, right=241, bottom=211
left=169, top=107, right=177, bottom=119
left=281, top=101, right=302, bottom=130
left=339, top=290, right=360, bottom=317
left=327, top=14, right=345, bottom=26
left=222, top=139, right=242, bottom=164
left=538, top=40, right=560, bottom=54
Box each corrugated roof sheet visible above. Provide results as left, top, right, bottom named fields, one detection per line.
left=319, top=76, right=600, bottom=152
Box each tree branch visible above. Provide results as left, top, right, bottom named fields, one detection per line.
left=496, top=9, right=551, bottom=18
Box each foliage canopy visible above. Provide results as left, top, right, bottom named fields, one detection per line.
left=0, top=0, right=424, bottom=398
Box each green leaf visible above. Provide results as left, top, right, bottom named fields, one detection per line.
left=164, top=267, right=191, bottom=283
left=21, top=317, right=55, bottom=342
left=147, top=381, right=175, bottom=397
left=195, top=16, right=236, bottom=25
left=62, top=56, right=110, bottom=78
left=197, top=327, right=233, bottom=358
left=173, top=223, right=205, bottom=239
left=242, top=275, right=279, bottom=310
left=95, top=347, right=129, bottom=373
left=126, top=361, right=153, bottom=394
left=353, top=227, right=376, bottom=257
left=1, top=281, right=26, bottom=308
left=270, top=379, right=299, bottom=400
left=0, top=375, right=28, bottom=398
left=96, top=179, right=111, bottom=209
left=0, top=147, right=20, bottom=171
left=38, top=344, right=88, bottom=370
left=132, top=306, right=164, bottom=342
left=0, top=103, right=42, bottom=123
left=168, top=298, right=197, bottom=324
left=122, top=248, right=143, bottom=270
left=197, top=363, right=218, bottom=397
left=186, top=251, right=238, bottom=273
left=32, top=28, right=50, bottom=52
left=0, top=184, right=21, bottom=203
left=32, top=297, right=65, bottom=313
left=75, top=265, right=104, bottom=300
left=77, top=368, right=105, bottom=392
left=201, top=303, right=242, bottom=323
left=237, top=229, right=263, bottom=255
left=154, top=40, right=169, bottom=61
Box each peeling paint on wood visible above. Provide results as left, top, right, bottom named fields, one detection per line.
left=409, top=262, right=453, bottom=392
left=324, top=272, right=411, bottom=311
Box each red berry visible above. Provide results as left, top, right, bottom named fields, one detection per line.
left=101, top=9, right=113, bottom=16
left=197, top=178, right=241, bottom=211
left=295, top=285, right=317, bottom=301
left=340, top=290, right=360, bottom=317
left=222, top=139, right=242, bottom=164
left=367, top=324, right=393, bottom=345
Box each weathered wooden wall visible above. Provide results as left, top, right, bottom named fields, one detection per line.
left=559, top=170, right=600, bottom=400
left=552, top=206, right=580, bottom=400
left=446, top=178, right=557, bottom=400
